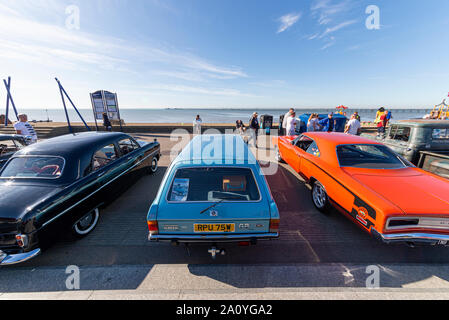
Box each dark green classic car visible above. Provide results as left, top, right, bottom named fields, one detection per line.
left=0, top=132, right=160, bottom=266
left=364, top=120, right=449, bottom=179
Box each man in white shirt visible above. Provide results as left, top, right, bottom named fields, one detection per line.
left=345, top=114, right=362, bottom=136
left=14, top=114, right=38, bottom=143
left=286, top=112, right=298, bottom=136
left=282, top=108, right=294, bottom=135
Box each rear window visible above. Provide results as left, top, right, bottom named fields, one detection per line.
left=1, top=156, right=65, bottom=179
left=337, top=144, right=408, bottom=169
left=168, top=167, right=260, bottom=202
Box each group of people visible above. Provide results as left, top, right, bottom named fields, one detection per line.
left=281, top=108, right=362, bottom=137
left=193, top=113, right=262, bottom=148
left=424, top=110, right=448, bottom=120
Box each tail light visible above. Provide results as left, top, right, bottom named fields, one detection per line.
left=16, top=234, right=29, bottom=248
left=269, top=219, right=280, bottom=233
left=147, top=221, right=159, bottom=235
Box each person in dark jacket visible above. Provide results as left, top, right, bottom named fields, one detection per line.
left=249, top=112, right=260, bottom=148
left=103, top=113, right=112, bottom=132
left=319, top=113, right=337, bottom=132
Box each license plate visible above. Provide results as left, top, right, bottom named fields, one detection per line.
left=194, top=224, right=235, bottom=233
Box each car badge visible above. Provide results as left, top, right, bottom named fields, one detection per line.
left=210, top=210, right=219, bottom=217
left=358, top=207, right=369, bottom=219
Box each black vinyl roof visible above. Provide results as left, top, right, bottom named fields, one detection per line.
left=15, top=132, right=129, bottom=158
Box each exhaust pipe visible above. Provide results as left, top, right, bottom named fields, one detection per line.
left=208, top=247, right=226, bottom=259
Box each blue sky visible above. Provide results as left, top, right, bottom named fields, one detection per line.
left=0, top=0, right=448, bottom=109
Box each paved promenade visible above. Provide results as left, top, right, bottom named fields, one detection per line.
left=2, top=133, right=449, bottom=300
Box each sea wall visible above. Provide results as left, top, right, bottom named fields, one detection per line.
left=0, top=122, right=378, bottom=138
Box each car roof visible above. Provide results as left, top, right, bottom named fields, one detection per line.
left=0, top=134, right=23, bottom=141
left=15, top=132, right=130, bottom=158
left=396, top=120, right=449, bottom=127
left=174, top=134, right=257, bottom=165
left=303, top=132, right=382, bottom=147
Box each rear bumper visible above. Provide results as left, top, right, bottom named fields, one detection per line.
left=149, top=233, right=279, bottom=243
left=0, top=248, right=41, bottom=266
left=372, top=229, right=449, bottom=245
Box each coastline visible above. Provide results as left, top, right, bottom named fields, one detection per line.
left=0, top=121, right=379, bottom=138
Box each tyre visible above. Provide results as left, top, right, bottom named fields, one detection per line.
left=275, top=146, right=285, bottom=163
left=311, top=181, right=331, bottom=213
left=149, top=157, right=159, bottom=174
left=72, top=208, right=100, bottom=238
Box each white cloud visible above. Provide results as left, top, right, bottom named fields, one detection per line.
left=320, top=19, right=358, bottom=38
left=277, top=12, right=302, bottom=33
left=311, top=0, right=353, bottom=25
left=321, top=37, right=336, bottom=50
left=0, top=2, right=248, bottom=80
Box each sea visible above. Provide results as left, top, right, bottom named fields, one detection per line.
left=14, top=108, right=432, bottom=124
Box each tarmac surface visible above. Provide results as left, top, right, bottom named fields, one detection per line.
left=2, top=133, right=449, bottom=300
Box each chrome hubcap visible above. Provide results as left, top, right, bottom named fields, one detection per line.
left=78, top=214, right=93, bottom=229
left=313, top=184, right=326, bottom=208
left=74, top=209, right=99, bottom=235
left=151, top=159, right=158, bottom=172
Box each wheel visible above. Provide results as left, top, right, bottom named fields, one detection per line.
left=149, top=157, right=159, bottom=174
left=72, top=208, right=100, bottom=238
left=275, top=146, right=285, bottom=163
left=311, top=181, right=331, bottom=213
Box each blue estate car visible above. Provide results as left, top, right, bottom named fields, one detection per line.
left=147, top=134, right=280, bottom=258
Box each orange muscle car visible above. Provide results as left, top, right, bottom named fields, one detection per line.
left=273, top=132, right=449, bottom=246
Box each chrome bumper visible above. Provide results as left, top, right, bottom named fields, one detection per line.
left=0, top=248, right=41, bottom=266
left=372, top=229, right=449, bottom=245
left=149, top=233, right=279, bottom=243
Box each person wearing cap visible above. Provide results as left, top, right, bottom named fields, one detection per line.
left=248, top=112, right=260, bottom=148
left=14, top=114, right=37, bottom=143
left=319, top=113, right=336, bottom=132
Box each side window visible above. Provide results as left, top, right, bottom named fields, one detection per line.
left=388, top=126, right=411, bottom=142
left=118, top=138, right=140, bottom=156
left=92, top=144, right=118, bottom=172
left=0, top=139, right=19, bottom=156
left=432, top=129, right=449, bottom=140
left=295, top=136, right=313, bottom=151
left=306, top=141, right=320, bottom=157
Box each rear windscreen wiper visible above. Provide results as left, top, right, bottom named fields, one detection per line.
left=200, top=199, right=225, bottom=214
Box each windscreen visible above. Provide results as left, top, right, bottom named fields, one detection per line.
left=337, top=144, right=408, bottom=169
left=1, top=156, right=65, bottom=179
left=168, top=167, right=260, bottom=202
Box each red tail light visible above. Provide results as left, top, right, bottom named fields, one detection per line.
left=147, top=221, right=159, bottom=235
left=269, top=219, right=280, bottom=233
